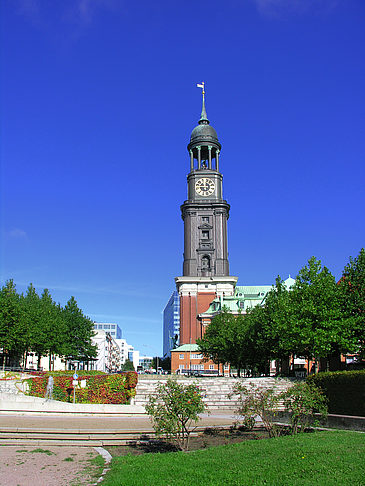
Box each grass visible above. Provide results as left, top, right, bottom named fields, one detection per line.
left=16, top=448, right=55, bottom=456
left=70, top=454, right=106, bottom=486
left=102, top=430, right=365, bottom=486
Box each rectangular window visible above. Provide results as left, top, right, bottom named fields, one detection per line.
left=179, top=364, right=185, bottom=370
left=191, top=354, right=202, bottom=359
left=179, top=354, right=184, bottom=359
left=202, top=230, right=209, bottom=239
left=191, top=364, right=204, bottom=370
left=224, top=365, right=229, bottom=370
left=209, top=364, right=215, bottom=370
left=202, top=216, right=209, bottom=222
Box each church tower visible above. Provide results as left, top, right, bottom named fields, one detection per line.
left=176, top=85, right=237, bottom=345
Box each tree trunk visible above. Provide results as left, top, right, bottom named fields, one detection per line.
left=280, top=358, right=290, bottom=376
left=22, top=351, right=28, bottom=371
left=328, top=352, right=342, bottom=371
left=319, top=357, right=327, bottom=372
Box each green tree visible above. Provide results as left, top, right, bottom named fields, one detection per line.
left=62, top=296, right=97, bottom=363
left=253, top=277, right=296, bottom=374
left=339, top=248, right=365, bottom=359
left=198, top=306, right=275, bottom=377
left=160, top=356, right=171, bottom=371
left=40, top=289, right=68, bottom=370
left=0, top=280, right=26, bottom=368
left=289, top=257, right=354, bottom=370
left=22, top=284, right=46, bottom=370
left=121, top=359, right=135, bottom=371
left=197, top=310, right=235, bottom=373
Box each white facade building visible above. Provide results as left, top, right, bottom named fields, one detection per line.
left=92, top=330, right=121, bottom=373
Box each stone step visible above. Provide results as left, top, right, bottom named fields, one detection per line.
left=134, top=377, right=292, bottom=409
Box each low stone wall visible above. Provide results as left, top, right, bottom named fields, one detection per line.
left=275, top=410, right=365, bottom=432
left=0, top=392, right=145, bottom=415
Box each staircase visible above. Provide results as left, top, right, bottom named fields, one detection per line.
left=135, top=376, right=292, bottom=410
left=0, top=427, right=161, bottom=447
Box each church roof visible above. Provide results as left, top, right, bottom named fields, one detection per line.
left=188, top=85, right=221, bottom=149
left=234, top=285, right=273, bottom=298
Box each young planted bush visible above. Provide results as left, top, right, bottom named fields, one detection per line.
left=282, top=381, right=328, bottom=433
left=230, top=382, right=284, bottom=437
left=145, top=379, right=207, bottom=451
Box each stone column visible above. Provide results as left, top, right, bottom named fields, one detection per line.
left=197, top=146, right=201, bottom=169
left=216, top=149, right=220, bottom=172
left=190, top=149, right=194, bottom=172
left=208, top=146, right=212, bottom=170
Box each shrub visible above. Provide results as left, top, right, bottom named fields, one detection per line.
left=24, top=371, right=137, bottom=404
left=230, top=382, right=285, bottom=437
left=282, top=381, right=328, bottom=433
left=145, top=379, right=207, bottom=451
left=307, top=370, right=365, bottom=416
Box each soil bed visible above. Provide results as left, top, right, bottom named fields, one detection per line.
left=106, top=426, right=270, bottom=456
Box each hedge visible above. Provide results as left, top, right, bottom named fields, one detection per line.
left=307, top=370, right=365, bottom=416
left=24, top=371, right=138, bottom=404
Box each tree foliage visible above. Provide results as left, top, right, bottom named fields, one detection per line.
left=0, top=281, right=97, bottom=369
left=197, top=251, right=364, bottom=375
left=339, top=248, right=365, bottom=358
left=121, top=359, right=135, bottom=372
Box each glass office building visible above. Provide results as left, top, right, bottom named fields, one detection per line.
left=163, top=291, right=180, bottom=357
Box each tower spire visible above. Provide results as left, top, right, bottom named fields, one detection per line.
left=197, top=82, right=209, bottom=124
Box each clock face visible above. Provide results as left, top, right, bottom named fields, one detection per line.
left=195, top=178, right=215, bottom=196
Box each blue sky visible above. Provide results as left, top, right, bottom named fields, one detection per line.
left=1, top=0, right=364, bottom=357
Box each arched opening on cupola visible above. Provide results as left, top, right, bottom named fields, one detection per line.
left=189, top=145, right=220, bottom=172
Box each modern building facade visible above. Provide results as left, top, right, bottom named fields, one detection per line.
left=94, top=323, right=122, bottom=340
left=163, top=290, right=180, bottom=357
left=92, top=330, right=121, bottom=372
left=139, top=356, right=153, bottom=371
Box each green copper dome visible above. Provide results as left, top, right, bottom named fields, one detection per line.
left=187, top=86, right=221, bottom=153
left=190, top=121, right=219, bottom=144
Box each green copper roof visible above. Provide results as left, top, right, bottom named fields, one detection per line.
left=201, top=284, right=273, bottom=316
left=171, top=344, right=200, bottom=352
left=199, top=91, right=208, bottom=123
left=234, top=285, right=273, bottom=298
left=199, top=278, right=295, bottom=317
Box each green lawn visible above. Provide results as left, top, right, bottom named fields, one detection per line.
left=102, top=431, right=365, bottom=486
